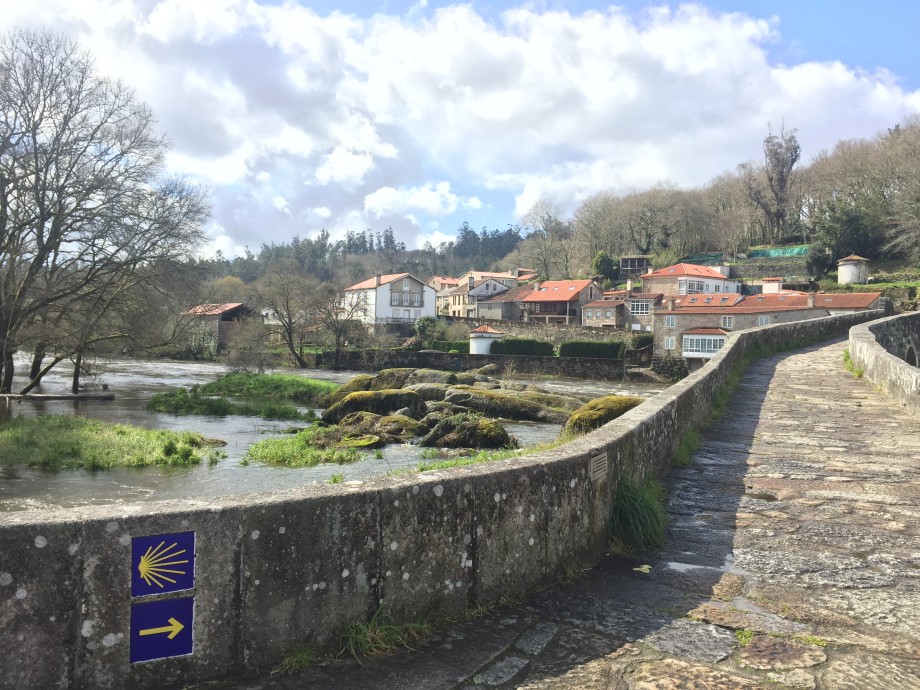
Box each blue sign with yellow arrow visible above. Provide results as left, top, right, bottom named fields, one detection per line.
left=130, top=596, right=194, bottom=663
left=131, top=531, right=195, bottom=598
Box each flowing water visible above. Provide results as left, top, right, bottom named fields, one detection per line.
left=0, top=358, right=668, bottom=512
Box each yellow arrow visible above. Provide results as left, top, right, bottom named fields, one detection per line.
left=138, top=617, right=185, bottom=640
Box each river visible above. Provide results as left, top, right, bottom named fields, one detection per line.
left=0, top=358, right=668, bottom=512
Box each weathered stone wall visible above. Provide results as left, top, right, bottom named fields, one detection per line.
left=446, top=317, right=632, bottom=347
left=0, top=310, right=883, bottom=689
left=848, top=311, right=920, bottom=412
left=727, top=258, right=810, bottom=282
left=320, top=349, right=627, bottom=380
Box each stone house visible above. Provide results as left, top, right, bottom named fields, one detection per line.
left=185, top=302, right=252, bottom=354
left=476, top=284, right=535, bottom=321
left=653, top=291, right=883, bottom=371
left=446, top=277, right=510, bottom=318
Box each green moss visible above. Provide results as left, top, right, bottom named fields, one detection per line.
left=443, top=387, right=570, bottom=423
left=317, top=374, right=375, bottom=407
left=246, top=425, right=361, bottom=466
left=419, top=413, right=517, bottom=449
left=322, top=389, right=425, bottom=424
left=564, top=395, right=644, bottom=435
left=735, top=629, right=754, bottom=647
left=0, top=416, right=220, bottom=470
left=336, top=434, right=384, bottom=449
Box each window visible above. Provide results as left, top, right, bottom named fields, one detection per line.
left=415, top=309, right=421, bottom=318
left=402, top=278, right=410, bottom=290
left=721, top=316, right=733, bottom=328
left=630, top=300, right=650, bottom=315
left=665, top=336, right=675, bottom=350
left=402, top=293, right=410, bottom=306
left=757, top=315, right=770, bottom=326
left=687, top=280, right=705, bottom=294
left=682, top=335, right=725, bottom=356
left=665, top=315, right=675, bottom=328
left=392, top=309, right=400, bottom=318
left=413, top=293, right=420, bottom=306
left=391, top=293, right=399, bottom=306
left=714, top=285, right=721, bottom=293
left=605, top=310, right=612, bottom=319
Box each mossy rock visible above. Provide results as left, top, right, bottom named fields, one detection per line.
left=403, top=382, right=450, bottom=401
left=564, top=395, right=645, bottom=435
left=336, top=434, right=384, bottom=449
left=468, top=363, right=500, bottom=376
left=317, top=374, right=374, bottom=407
left=420, top=414, right=517, bottom=449
left=369, top=368, right=415, bottom=390
left=443, top=388, right=570, bottom=424
left=337, top=411, right=382, bottom=436
left=322, top=389, right=426, bottom=424
left=405, top=369, right=457, bottom=385
left=374, top=414, right=427, bottom=440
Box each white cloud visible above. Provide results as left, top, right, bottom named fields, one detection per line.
left=2, top=1, right=918, bottom=254
left=364, top=181, right=467, bottom=217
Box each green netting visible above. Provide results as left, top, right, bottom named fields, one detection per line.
left=748, top=245, right=810, bottom=258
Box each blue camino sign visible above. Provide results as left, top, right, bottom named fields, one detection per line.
left=130, top=597, right=194, bottom=663
left=131, top=531, right=196, bottom=597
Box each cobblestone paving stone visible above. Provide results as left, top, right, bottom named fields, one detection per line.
left=213, top=338, right=920, bottom=689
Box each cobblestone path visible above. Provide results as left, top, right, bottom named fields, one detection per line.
left=218, top=338, right=920, bottom=690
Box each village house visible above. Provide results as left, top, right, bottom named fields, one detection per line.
left=652, top=289, right=883, bottom=371
left=641, top=262, right=742, bottom=296
left=185, top=303, right=252, bottom=354
left=456, top=268, right=537, bottom=288
left=581, top=297, right=626, bottom=327
left=426, top=276, right=460, bottom=316
left=619, top=255, right=653, bottom=276
left=446, top=277, right=510, bottom=318
left=342, top=273, right=436, bottom=326
left=476, top=283, right=535, bottom=321
left=519, top=280, right=603, bottom=324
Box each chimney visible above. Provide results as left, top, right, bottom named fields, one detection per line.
left=374, top=275, right=381, bottom=286
left=469, top=275, right=475, bottom=290
left=626, top=279, right=633, bottom=293
left=667, top=297, right=675, bottom=311
left=807, top=293, right=816, bottom=308
left=532, top=282, right=539, bottom=291
left=762, top=277, right=782, bottom=294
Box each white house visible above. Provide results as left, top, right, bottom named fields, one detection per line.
left=343, top=273, right=436, bottom=326
left=641, top=263, right=742, bottom=296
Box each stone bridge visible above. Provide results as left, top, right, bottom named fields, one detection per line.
left=220, top=323, right=920, bottom=689
left=2, top=311, right=919, bottom=689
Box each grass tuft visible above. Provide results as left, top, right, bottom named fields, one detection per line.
left=842, top=348, right=865, bottom=378
left=609, top=479, right=667, bottom=551
left=735, top=629, right=754, bottom=647
left=341, top=607, right=432, bottom=661
left=271, top=647, right=321, bottom=675
left=672, top=429, right=700, bottom=467
left=199, top=372, right=337, bottom=403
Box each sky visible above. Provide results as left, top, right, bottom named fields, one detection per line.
left=2, top=1, right=919, bottom=258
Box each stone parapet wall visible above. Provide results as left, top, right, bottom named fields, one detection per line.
left=0, top=310, right=883, bottom=689
left=727, top=258, right=810, bottom=282
left=848, top=311, right=920, bottom=412
left=447, top=317, right=630, bottom=347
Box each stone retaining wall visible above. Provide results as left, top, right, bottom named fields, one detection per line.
left=848, top=311, right=920, bottom=412
left=0, top=310, right=883, bottom=689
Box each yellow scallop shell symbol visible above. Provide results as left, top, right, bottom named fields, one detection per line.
left=137, top=540, right=189, bottom=588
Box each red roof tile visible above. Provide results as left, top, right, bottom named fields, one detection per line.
left=186, top=303, right=244, bottom=316
left=682, top=328, right=729, bottom=336
left=520, top=280, right=596, bottom=303
left=643, top=263, right=730, bottom=280
left=837, top=254, right=869, bottom=263
left=469, top=325, right=504, bottom=334
left=345, top=273, right=410, bottom=291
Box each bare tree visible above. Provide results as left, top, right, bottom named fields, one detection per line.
left=254, top=260, right=320, bottom=368
left=0, top=30, right=207, bottom=391
left=738, top=125, right=802, bottom=244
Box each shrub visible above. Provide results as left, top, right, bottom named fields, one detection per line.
left=429, top=340, right=469, bottom=353
left=489, top=338, right=554, bottom=357
left=559, top=340, right=624, bottom=359
left=630, top=333, right=654, bottom=349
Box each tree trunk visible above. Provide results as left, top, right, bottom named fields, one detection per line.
left=1, top=350, right=13, bottom=393
left=29, top=343, right=46, bottom=382
left=71, top=352, right=83, bottom=394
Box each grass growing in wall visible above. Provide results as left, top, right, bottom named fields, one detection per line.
left=341, top=606, right=433, bottom=661
left=842, top=348, right=865, bottom=378
left=672, top=429, right=700, bottom=467
left=609, top=478, right=667, bottom=552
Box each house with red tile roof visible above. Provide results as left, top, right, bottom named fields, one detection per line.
left=343, top=273, right=436, bottom=326
left=519, top=280, right=602, bottom=324
left=653, top=290, right=884, bottom=371
left=642, top=263, right=741, bottom=296
left=446, top=277, right=510, bottom=318
left=476, top=283, right=536, bottom=321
